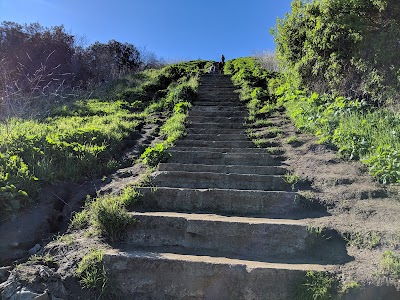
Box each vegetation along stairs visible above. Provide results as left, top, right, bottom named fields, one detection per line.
left=104, top=74, right=352, bottom=299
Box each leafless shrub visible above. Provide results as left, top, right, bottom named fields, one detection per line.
left=0, top=53, right=76, bottom=121
left=253, top=51, right=279, bottom=72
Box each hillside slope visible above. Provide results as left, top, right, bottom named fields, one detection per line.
left=1, top=59, right=399, bottom=300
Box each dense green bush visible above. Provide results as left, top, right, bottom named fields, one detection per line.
left=273, top=0, right=400, bottom=105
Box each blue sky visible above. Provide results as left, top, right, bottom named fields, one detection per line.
left=0, top=0, right=293, bottom=61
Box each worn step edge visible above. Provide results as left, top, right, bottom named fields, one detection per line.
left=176, top=140, right=256, bottom=148
left=136, top=186, right=310, bottom=217
left=170, top=146, right=269, bottom=154
left=104, top=249, right=326, bottom=300
left=124, top=212, right=350, bottom=265
left=158, top=163, right=286, bottom=174
left=152, top=171, right=289, bottom=190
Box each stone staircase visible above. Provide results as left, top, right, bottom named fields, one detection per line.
left=104, top=74, right=351, bottom=299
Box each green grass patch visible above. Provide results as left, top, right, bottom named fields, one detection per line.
left=0, top=60, right=210, bottom=221
left=381, top=250, right=400, bottom=279
left=76, top=249, right=108, bottom=294
left=70, top=186, right=141, bottom=242
left=274, top=83, right=400, bottom=184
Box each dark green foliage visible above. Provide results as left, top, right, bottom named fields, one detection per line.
left=273, top=0, right=400, bottom=105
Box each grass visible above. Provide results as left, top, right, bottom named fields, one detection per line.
left=0, top=60, right=209, bottom=221
left=284, top=172, right=304, bottom=190
left=71, top=186, right=141, bottom=242
left=345, top=231, right=381, bottom=249
left=28, top=253, right=57, bottom=267
left=275, top=85, right=400, bottom=184
left=381, top=250, right=400, bottom=279
left=295, top=271, right=338, bottom=300
left=140, top=77, right=198, bottom=168
left=76, top=249, right=108, bottom=294
left=286, top=135, right=303, bottom=147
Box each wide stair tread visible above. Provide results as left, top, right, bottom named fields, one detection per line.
left=123, top=212, right=350, bottom=265
left=104, top=249, right=326, bottom=300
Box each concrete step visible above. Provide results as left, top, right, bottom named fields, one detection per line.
left=124, top=212, right=350, bottom=264
left=191, top=106, right=244, bottom=113
left=170, top=146, right=268, bottom=154
left=196, top=99, right=239, bottom=103
left=198, top=87, right=237, bottom=91
left=186, top=128, right=245, bottom=135
left=189, top=110, right=246, bottom=117
left=193, top=101, right=243, bottom=106
left=181, top=133, right=250, bottom=141
left=158, top=163, right=286, bottom=175
left=187, top=122, right=245, bottom=129
left=151, top=171, right=289, bottom=190
left=137, top=187, right=306, bottom=216
left=176, top=139, right=256, bottom=148
left=104, top=250, right=323, bottom=300
left=188, top=116, right=245, bottom=123
left=167, top=150, right=278, bottom=166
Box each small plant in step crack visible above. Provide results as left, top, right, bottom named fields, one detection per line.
left=284, top=172, right=305, bottom=190
left=380, top=250, right=400, bottom=279
left=344, top=231, right=381, bottom=249
left=246, top=129, right=265, bottom=139
left=253, top=138, right=272, bottom=148
left=294, top=271, right=339, bottom=300
left=245, top=119, right=272, bottom=128
left=267, top=147, right=284, bottom=155
left=339, top=280, right=361, bottom=296
left=306, top=225, right=331, bottom=248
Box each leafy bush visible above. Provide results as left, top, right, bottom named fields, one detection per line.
left=272, top=0, right=400, bottom=105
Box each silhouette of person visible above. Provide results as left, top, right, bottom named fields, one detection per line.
left=220, top=55, right=225, bottom=74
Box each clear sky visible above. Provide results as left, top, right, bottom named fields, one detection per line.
left=0, top=0, right=293, bottom=61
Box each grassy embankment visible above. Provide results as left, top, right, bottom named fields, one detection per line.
left=0, top=60, right=212, bottom=224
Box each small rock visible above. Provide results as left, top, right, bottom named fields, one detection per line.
left=9, top=242, right=20, bottom=248
left=0, top=266, right=12, bottom=283
left=12, top=287, right=40, bottom=300
left=34, top=290, right=50, bottom=300
left=28, top=244, right=41, bottom=255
